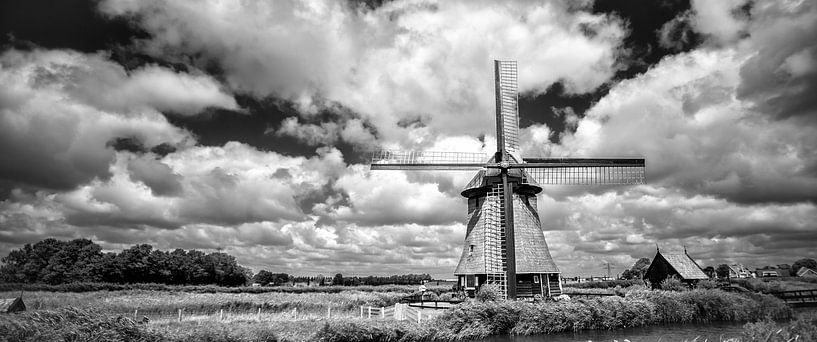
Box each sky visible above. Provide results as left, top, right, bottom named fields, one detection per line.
left=0, top=0, right=815, bottom=278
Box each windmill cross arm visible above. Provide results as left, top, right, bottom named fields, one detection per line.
left=520, top=158, right=645, bottom=167
left=370, top=163, right=485, bottom=171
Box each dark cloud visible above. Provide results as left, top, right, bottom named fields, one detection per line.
left=127, top=158, right=183, bottom=197
left=737, top=5, right=817, bottom=121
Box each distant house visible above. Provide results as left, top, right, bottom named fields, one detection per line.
left=756, top=268, right=787, bottom=277
left=643, top=248, right=709, bottom=288
left=727, top=264, right=753, bottom=278
left=423, top=279, right=458, bottom=288
left=797, top=267, right=817, bottom=278
left=0, top=297, right=25, bottom=313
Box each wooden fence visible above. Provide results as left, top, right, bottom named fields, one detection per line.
left=768, top=289, right=817, bottom=307
left=111, top=303, right=437, bottom=323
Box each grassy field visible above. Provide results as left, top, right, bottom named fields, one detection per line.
left=0, top=287, right=803, bottom=342
left=729, top=277, right=817, bottom=292
left=1, top=289, right=411, bottom=318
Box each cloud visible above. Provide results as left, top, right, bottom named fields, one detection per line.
left=549, top=48, right=817, bottom=204
left=100, top=0, right=626, bottom=147
left=527, top=0, right=817, bottom=275
left=539, top=186, right=817, bottom=273
left=0, top=49, right=197, bottom=191
left=127, top=157, right=183, bottom=196
left=689, top=0, right=749, bottom=44
left=315, top=164, right=465, bottom=226
left=735, top=1, right=817, bottom=120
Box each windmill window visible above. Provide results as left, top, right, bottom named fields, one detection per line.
left=469, top=244, right=474, bottom=255
left=533, top=275, right=540, bottom=283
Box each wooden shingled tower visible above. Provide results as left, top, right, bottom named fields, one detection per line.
left=371, top=61, right=646, bottom=300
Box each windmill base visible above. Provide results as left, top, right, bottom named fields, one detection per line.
left=456, top=273, right=562, bottom=299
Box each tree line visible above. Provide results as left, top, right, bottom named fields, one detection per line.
left=0, top=238, right=248, bottom=286
left=1, top=238, right=436, bottom=287
left=251, top=270, right=432, bottom=286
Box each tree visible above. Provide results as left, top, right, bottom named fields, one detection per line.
left=253, top=270, right=276, bottom=285
left=622, top=257, right=651, bottom=279
left=333, top=273, right=343, bottom=286
left=716, top=264, right=731, bottom=279
left=792, top=258, right=817, bottom=276
left=703, top=266, right=716, bottom=278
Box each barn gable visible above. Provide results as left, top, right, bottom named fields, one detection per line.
left=0, top=297, right=25, bottom=313
left=643, top=249, right=708, bottom=287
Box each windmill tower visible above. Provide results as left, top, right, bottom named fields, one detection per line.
left=371, top=61, right=645, bottom=300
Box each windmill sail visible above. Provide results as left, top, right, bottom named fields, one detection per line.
left=521, top=158, right=646, bottom=185
left=494, top=60, right=520, bottom=156
left=370, top=149, right=487, bottom=170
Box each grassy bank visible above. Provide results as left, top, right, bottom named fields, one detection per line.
left=0, top=289, right=798, bottom=342
left=729, top=277, right=817, bottom=293
left=741, top=311, right=817, bottom=341
left=562, top=279, right=644, bottom=289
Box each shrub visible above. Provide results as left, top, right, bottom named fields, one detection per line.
left=659, top=276, right=687, bottom=291
left=475, top=284, right=502, bottom=302
left=696, top=279, right=719, bottom=289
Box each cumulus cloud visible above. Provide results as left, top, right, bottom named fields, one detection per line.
left=100, top=0, right=626, bottom=147
left=315, top=164, right=465, bottom=226
left=527, top=0, right=817, bottom=274
left=689, top=0, right=749, bottom=44
left=2, top=0, right=816, bottom=278
left=539, top=186, right=817, bottom=272
left=0, top=49, right=205, bottom=190
left=550, top=49, right=817, bottom=204
left=736, top=1, right=817, bottom=120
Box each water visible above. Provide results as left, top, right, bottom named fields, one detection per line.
left=477, top=322, right=745, bottom=342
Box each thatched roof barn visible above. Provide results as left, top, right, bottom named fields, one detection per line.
left=643, top=248, right=708, bottom=288
left=0, top=297, right=25, bottom=313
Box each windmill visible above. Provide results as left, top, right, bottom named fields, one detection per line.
left=370, top=60, right=645, bottom=300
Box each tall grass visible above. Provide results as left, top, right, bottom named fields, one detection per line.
left=741, top=311, right=817, bottom=342
left=0, top=308, right=164, bottom=342
left=2, top=290, right=408, bottom=316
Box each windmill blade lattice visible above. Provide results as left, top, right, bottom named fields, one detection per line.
left=521, top=158, right=645, bottom=185
left=370, top=149, right=488, bottom=170
left=494, top=60, right=520, bottom=155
